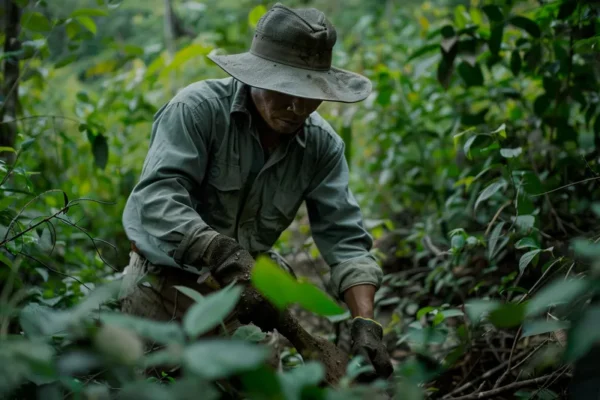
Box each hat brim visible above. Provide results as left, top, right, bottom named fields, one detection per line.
left=208, top=52, right=372, bottom=103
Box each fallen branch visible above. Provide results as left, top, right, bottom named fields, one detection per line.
left=445, top=373, right=563, bottom=400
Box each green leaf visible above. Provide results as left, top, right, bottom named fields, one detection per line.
left=522, top=319, right=569, bottom=338
left=465, top=299, right=500, bottom=324
left=534, top=94, right=552, bottom=117
left=174, top=286, right=205, bottom=303
left=248, top=5, right=267, bottom=29
left=566, top=306, right=600, bottom=362
left=489, top=303, right=525, bottom=328
left=76, top=16, right=97, bottom=35
left=482, top=5, right=504, bottom=22
left=519, top=249, right=542, bottom=274
left=71, top=281, right=121, bottom=322
left=558, top=1, right=577, bottom=19
left=457, top=62, right=484, bottom=87
left=92, top=134, right=108, bottom=169
left=515, top=237, right=539, bottom=250
left=515, top=215, right=535, bottom=232
left=510, top=50, right=522, bottom=76
left=572, top=239, right=600, bottom=259
left=70, top=8, right=109, bottom=18
left=526, top=279, right=590, bottom=317
left=19, top=138, right=35, bottom=152
left=500, top=147, right=522, bottom=158
left=21, top=11, right=52, bottom=32
left=437, top=57, right=455, bottom=90
left=510, top=16, right=541, bottom=38
left=66, top=20, right=82, bottom=39
left=441, top=309, right=464, bottom=318
left=475, top=180, right=507, bottom=210
left=441, top=25, right=455, bottom=38
left=251, top=256, right=345, bottom=316
left=19, top=303, right=68, bottom=339
left=99, top=312, right=185, bottom=344
left=489, top=25, right=504, bottom=54
left=183, top=286, right=242, bottom=338
left=279, top=361, right=324, bottom=400
left=183, top=340, right=269, bottom=379
left=55, top=54, right=77, bottom=69
left=417, top=306, right=437, bottom=320
left=0, top=147, right=16, bottom=153
left=232, top=325, right=266, bottom=342
left=407, top=43, right=440, bottom=61
left=488, top=221, right=505, bottom=259
left=451, top=235, right=465, bottom=250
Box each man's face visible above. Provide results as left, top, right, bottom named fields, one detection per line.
left=250, top=88, right=323, bottom=134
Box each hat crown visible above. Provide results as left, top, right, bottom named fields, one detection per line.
left=250, top=3, right=336, bottom=71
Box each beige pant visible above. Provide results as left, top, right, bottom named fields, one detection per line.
left=119, top=252, right=280, bottom=370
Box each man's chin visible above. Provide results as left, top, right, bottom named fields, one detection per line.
left=273, top=119, right=303, bottom=134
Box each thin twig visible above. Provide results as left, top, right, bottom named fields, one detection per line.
left=484, top=201, right=512, bottom=236
left=517, top=258, right=563, bottom=305
left=494, top=325, right=522, bottom=389
left=445, top=373, right=565, bottom=400
left=510, top=340, right=549, bottom=371
left=532, top=176, right=600, bottom=197
left=444, top=352, right=528, bottom=398
left=19, top=252, right=92, bottom=291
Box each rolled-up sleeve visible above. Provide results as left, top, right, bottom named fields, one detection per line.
left=123, top=101, right=218, bottom=269
left=304, top=139, right=383, bottom=299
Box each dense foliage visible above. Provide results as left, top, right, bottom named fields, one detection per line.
left=1, top=0, right=599, bottom=399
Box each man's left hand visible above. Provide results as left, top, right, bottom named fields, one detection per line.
left=350, top=317, right=393, bottom=381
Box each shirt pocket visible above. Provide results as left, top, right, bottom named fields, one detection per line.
left=199, top=162, right=242, bottom=230
left=257, top=189, right=304, bottom=247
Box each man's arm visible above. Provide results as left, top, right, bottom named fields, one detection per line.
left=123, top=101, right=218, bottom=268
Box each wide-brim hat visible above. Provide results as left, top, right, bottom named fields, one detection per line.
left=208, top=3, right=372, bottom=103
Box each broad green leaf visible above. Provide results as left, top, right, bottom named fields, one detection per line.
left=70, top=9, right=109, bottom=18
left=510, top=16, right=541, bottom=38
left=489, top=25, right=504, bottom=54
left=19, top=303, right=68, bottom=339
left=251, top=256, right=344, bottom=316
left=457, top=61, right=484, bottom=87
left=407, top=43, right=439, bottom=61
left=54, top=54, right=77, bottom=69
left=500, top=147, right=522, bottom=158
left=489, top=303, right=525, bottom=328
left=142, top=346, right=182, bottom=368
left=515, top=215, right=535, bottom=232
left=510, top=50, right=522, bottom=76
left=99, top=312, right=185, bottom=344
left=76, top=16, right=97, bottom=35
left=592, top=203, right=600, bottom=217
left=160, top=44, right=211, bottom=77
left=21, top=12, right=52, bottom=32
left=451, top=235, right=465, bottom=250
left=20, top=138, right=35, bottom=151
left=515, top=237, right=539, bottom=250
left=534, top=94, right=551, bottom=117
left=519, top=249, right=541, bottom=274
left=232, top=325, right=266, bottom=342
left=183, top=286, right=242, bottom=338
left=183, top=340, right=269, bottom=379
left=566, top=306, right=600, bottom=362
left=482, top=5, right=503, bottom=22
left=240, top=366, right=283, bottom=400
left=522, top=319, right=569, bottom=338
left=475, top=180, right=507, bottom=210
left=526, top=278, right=590, bottom=317
left=440, top=309, right=464, bottom=318
left=437, top=57, right=454, bottom=90
left=279, top=362, right=324, bottom=400
left=92, top=134, right=109, bottom=169
left=572, top=239, right=600, bottom=259
left=116, top=382, right=172, bottom=400
left=417, top=306, right=437, bottom=320
left=71, top=281, right=121, bottom=322
left=248, top=5, right=267, bottom=29
left=558, top=1, right=577, bottom=20
left=464, top=299, right=500, bottom=324
left=488, top=221, right=505, bottom=259
left=174, top=285, right=205, bottom=303
left=66, top=20, right=82, bottom=39
left=0, top=147, right=16, bottom=153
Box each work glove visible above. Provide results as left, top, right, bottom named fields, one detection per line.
left=201, top=234, right=280, bottom=332
left=350, top=317, right=394, bottom=381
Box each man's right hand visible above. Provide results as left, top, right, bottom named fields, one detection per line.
left=202, top=234, right=255, bottom=286
left=201, top=234, right=280, bottom=331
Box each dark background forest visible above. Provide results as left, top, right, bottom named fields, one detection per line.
left=1, top=0, right=600, bottom=399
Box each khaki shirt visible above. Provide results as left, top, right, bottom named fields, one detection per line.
left=122, top=77, right=382, bottom=298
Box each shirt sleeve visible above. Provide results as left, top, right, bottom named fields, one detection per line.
left=123, top=101, right=219, bottom=269
left=304, top=138, right=383, bottom=299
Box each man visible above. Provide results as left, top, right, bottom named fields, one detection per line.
left=120, top=2, right=392, bottom=380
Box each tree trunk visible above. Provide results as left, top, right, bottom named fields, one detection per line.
left=0, top=0, right=22, bottom=164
